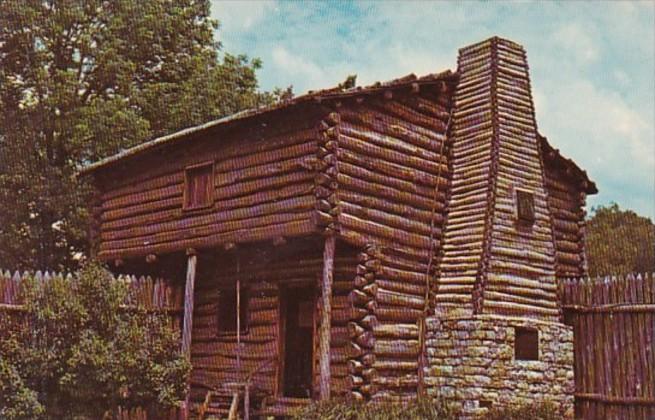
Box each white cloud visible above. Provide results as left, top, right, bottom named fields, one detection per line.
left=271, top=47, right=330, bottom=91
left=540, top=80, right=653, bottom=168
left=537, top=78, right=655, bottom=218
left=551, top=23, right=600, bottom=64
left=211, top=0, right=276, bottom=32
left=613, top=69, right=631, bottom=87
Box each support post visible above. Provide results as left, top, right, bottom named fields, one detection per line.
left=181, top=249, right=197, bottom=419
left=319, top=235, right=336, bottom=400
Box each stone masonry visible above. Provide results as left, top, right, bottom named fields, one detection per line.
left=424, top=314, right=574, bottom=418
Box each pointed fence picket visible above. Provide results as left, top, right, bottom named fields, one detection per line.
left=560, top=273, right=655, bottom=419
left=0, top=269, right=183, bottom=316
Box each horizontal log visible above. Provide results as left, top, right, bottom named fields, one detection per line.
left=97, top=219, right=315, bottom=260
left=340, top=201, right=434, bottom=237
left=101, top=171, right=314, bottom=223
left=103, top=183, right=313, bottom=232
left=556, top=251, right=582, bottom=265
left=102, top=210, right=315, bottom=251
left=338, top=191, right=441, bottom=225
left=483, top=290, right=559, bottom=309
left=404, top=95, right=450, bottom=120
left=485, top=282, right=556, bottom=300
left=375, top=279, right=425, bottom=297
left=102, top=196, right=315, bottom=242
left=371, top=99, right=447, bottom=132
left=214, top=141, right=316, bottom=173
left=375, top=307, right=422, bottom=323
left=338, top=174, right=445, bottom=213
left=339, top=162, right=446, bottom=207
left=376, top=288, right=424, bottom=310
left=338, top=147, right=446, bottom=192
left=339, top=213, right=433, bottom=249
left=378, top=265, right=430, bottom=285
left=339, top=122, right=446, bottom=164
left=373, top=323, right=419, bottom=339
left=338, top=133, right=448, bottom=176
left=103, top=123, right=318, bottom=191
left=338, top=106, right=445, bottom=148
left=372, top=374, right=418, bottom=389
left=337, top=231, right=431, bottom=262
left=373, top=359, right=417, bottom=371
left=483, top=300, right=559, bottom=316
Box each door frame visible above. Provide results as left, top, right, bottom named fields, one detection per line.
left=277, top=283, right=317, bottom=398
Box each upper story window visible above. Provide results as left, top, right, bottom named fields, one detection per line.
left=183, top=162, right=214, bottom=210
left=516, top=189, right=535, bottom=224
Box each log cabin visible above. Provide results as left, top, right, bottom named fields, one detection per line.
left=81, top=37, right=596, bottom=417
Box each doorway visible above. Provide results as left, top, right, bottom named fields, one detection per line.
left=280, top=286, right=315, bottom=398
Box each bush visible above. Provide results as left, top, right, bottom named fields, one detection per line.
left=0, top=359, right=44, bottom=420
left=0, top=262, right=190, bottom=419
left=480, top=399, right=561, bottom=420
left=291, top=397, right=459, bottom=420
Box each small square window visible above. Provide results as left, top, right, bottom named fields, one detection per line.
left=218, top=288, right=249, bottom=334
left=514, top=327, right=539, bottom=360
left=516, top=190, right=535, bottom=223
left=183, top=162, right=214, bottom=210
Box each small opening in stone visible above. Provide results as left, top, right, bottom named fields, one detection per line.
left=514, top=327, right=539, bottom=360
left=479, top=400, right=493, bottom=409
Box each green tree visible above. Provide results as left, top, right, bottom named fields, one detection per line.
left=0, top=262, right=189, bottom=419
left=0, top=0, right=283, bottom=270
left=0, top=359, right=45, bottom=420
left=585, top=203, right=655, bottom=277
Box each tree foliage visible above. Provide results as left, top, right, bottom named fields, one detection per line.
left=0, top=262, right=189, bottom=419
left=0, top=0, right=283, bottom=270
left=585, top=203, right=655, bottom=277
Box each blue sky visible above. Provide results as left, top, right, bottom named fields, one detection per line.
left=211, top=1, right=655, bottom=220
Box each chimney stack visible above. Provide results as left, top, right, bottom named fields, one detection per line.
left=436, top=37, right=558, bottom=321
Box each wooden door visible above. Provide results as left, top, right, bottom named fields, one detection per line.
left=280, top=286, right=315, bottom=398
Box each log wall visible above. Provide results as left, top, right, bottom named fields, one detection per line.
left=544, top=164, right=588, bottom=278
left=92, top=112, right=324, bottom=261
left=334, top=87, right=454, bottom=402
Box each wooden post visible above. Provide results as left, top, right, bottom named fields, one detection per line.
left=319, top=235, right=336, bottom=400
left=236, top=256, right=242, bottom=380
left=244, top=382, right=250, bottom=420
left=181, top=249, right=197, bottom=419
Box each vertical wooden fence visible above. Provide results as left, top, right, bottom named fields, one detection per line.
left=560, top=273, right=655, bottom=420
left=0, top=269, right=184, bottom=420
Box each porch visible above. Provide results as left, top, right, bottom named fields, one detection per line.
left=126, top=237, right=360, bottom=418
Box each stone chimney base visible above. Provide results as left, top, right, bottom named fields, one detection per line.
left=424, top=314, right=574, bottom=418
